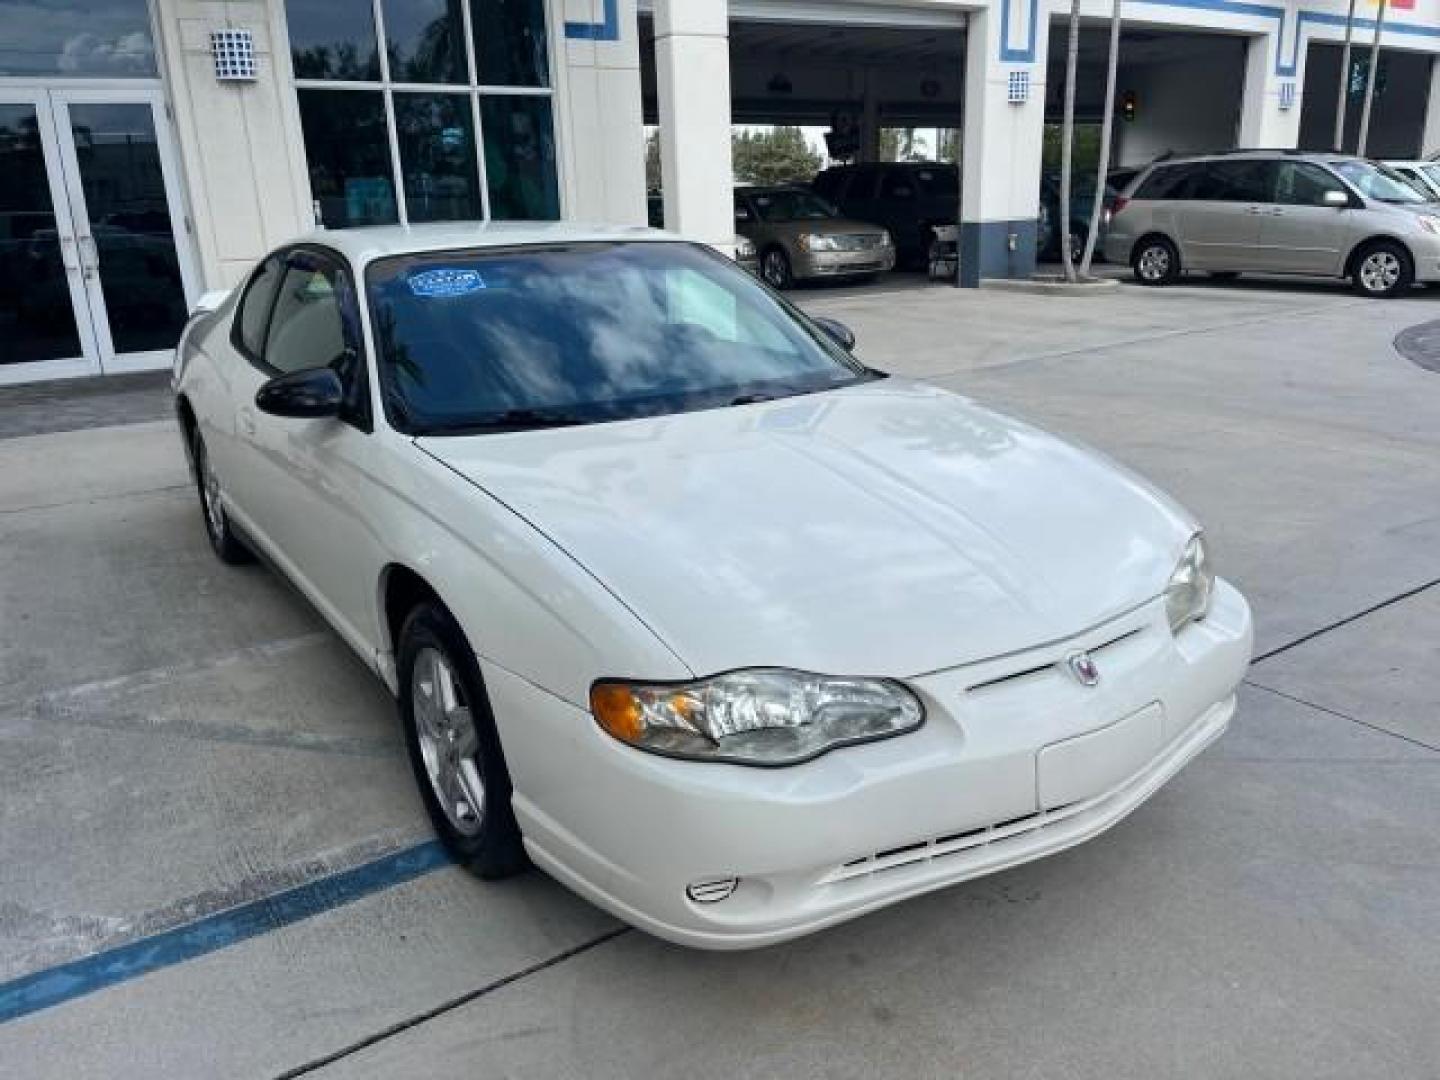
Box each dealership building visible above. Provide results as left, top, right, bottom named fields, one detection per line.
left=4, top=0, right=1440, bottom=385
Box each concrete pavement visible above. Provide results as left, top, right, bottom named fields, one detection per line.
left=1, top=275, right=1436, bottom=1078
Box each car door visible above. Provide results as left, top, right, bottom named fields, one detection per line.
left=1256, top=161, right=1350, bottom=275
left=838, top=165, right=881, bottom=227
left=1173, top=160, right=1268, bottom=270
left=229, top=247, right=388, bottom=656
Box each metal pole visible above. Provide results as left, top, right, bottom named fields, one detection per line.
left=1081, top=0, right=1122, bottom=275
left=1334, top=0, right=1357, bottom=151
left=1059, top=0, right=1081, bottom=282
left=1357, top=0, right=1388, bottom=157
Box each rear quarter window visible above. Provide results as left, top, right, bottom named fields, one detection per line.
left=1133, top=165, right=1192, bottom=200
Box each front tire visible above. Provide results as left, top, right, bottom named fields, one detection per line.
left=191, top=430, right=252, bottom=565
left=397, top=602, right=528, bottom=878
left=1132, top=236, right=1181, bottom=286
left=1351, top=240, right=1413, bottom=298
left=761, top=247, right=793, bottom=290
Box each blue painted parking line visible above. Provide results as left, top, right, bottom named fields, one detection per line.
left=0, top=840, right=452, bottom=1025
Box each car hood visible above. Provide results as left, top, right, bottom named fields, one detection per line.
left=417, top=380, right=1195, bottom=678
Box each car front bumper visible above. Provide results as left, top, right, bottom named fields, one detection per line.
left=794, top=246, right=895, bottom=279
left=484, top=579, right=1253, bottom=950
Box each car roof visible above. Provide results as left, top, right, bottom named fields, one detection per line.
left=1144, top=149, right=1370, bottom=168
left=292, top=221, right=673, bottom=268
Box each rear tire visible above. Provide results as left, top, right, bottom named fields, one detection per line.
left=191, top=431, right=253, bottom=566
left=397, top=602, right=528, bottom=879
left=1132, top=236, right=1180, bottom=286
left=1350, top=240, right=1413, bottom=298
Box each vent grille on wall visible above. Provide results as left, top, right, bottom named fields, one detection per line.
left=211, top=30, right=257, bottom=82
left=1007, top=69, right=1030, bottom=105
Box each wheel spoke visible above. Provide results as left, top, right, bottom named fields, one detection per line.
left=410, top=645, right=484, bottom=837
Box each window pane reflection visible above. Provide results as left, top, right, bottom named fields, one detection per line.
left=481, top=96, right=558, bottom=220
left=287, top=0, right=380, bottom=80
left=381, top=0, right=466, bottom=84
left=0, top=0, right=156, bottom=77
left=68, top=103, right=187, bottom=354
left=472, top=0, right=549, bottom=87
left=0, top=105, right=83, bottom=365
left=296, top=90, right=397, bottom=227
left=395, top=93, right=481, bottom=222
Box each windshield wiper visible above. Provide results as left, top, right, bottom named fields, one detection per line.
left=729, top=392, right=777, bottom=406
left=416, top=409, right=589, bottom=435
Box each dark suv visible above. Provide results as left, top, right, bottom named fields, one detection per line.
left=812, top=162, right=959, bottom=267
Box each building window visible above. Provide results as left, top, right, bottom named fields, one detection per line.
left=289, top=0, right=558, bottom=228
left=0, top=0, right=157, bottom=77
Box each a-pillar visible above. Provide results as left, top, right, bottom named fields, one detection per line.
left=960, top=0, right=1047, bottom=286
left=1238, top=30, right=1304, bottom=148
left=653, top=0, right=734, bottom=250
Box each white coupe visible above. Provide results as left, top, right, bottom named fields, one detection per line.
left=174, top=223, right=1253, bottom=949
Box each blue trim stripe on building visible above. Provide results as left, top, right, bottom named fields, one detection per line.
left=0, top=841, right=452, bottom=1026
left=565, top=0, right=620, bottom=41
left=1001, top=0, right=1440, bottom=75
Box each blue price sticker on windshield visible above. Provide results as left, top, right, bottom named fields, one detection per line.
left=408, top=267, right=485, bottom=298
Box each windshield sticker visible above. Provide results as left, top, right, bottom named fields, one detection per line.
left=408, top=268, right=485, bottom=298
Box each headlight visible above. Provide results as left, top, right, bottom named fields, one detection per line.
left=798, top=233, right=841, bottom=253
left=591, top=669, right=924, bottom=766
left=1165, top=532, right=1215, bottom=633
left=1416, top=215, right=1440, bottom=235
left=734, top=236, right=756, bottom=258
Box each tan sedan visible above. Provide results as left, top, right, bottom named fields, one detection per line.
left=735, top=187, right=894, bottom=289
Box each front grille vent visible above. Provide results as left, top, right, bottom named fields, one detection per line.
left=831, top=804, right=1079, bottom=883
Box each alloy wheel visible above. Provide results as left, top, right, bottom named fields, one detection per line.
left=412, top=646, right=485, bottom=836
left=200, top=444, right=226, bottom=546
left=1359, top=251, right=1401, bottom=294
left=1137, top=245, right=1170, bottom=281
left=762, top=251, right=789, bottom=288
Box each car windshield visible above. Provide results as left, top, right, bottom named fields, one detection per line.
left=1423, top=164, right=1440, bottom=191
left=1331, top=160, right=1428, bottom=204
left=750, top=190, right=838, bottom=222
left=366, top=242, right=875, bottom=435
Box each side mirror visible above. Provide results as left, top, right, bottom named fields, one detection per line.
left=1322, top=190, right=1350, bottom=208
left=255, top=366, right=344, bottom=419
left=812, top=316, right=856, bottom=351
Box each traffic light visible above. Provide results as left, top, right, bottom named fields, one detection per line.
left=1121, top=90, right=1137, bottom=122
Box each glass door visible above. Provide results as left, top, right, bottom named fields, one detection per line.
left=0, top=91, right=97, bottom=382
left=48, top=86, right=197, bottom=374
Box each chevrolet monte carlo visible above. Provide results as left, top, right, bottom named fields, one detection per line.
left=173, top=223, right=1253, bottom=949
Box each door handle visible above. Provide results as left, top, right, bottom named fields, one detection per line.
left=78, top=235, right=99, bottom=280
left=238, top=407, right=257, bottom=437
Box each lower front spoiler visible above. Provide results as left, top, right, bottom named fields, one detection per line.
left=524, top=694, right=1234, bottom=950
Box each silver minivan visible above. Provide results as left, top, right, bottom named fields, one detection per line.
left=1104, top=151, right=1440, bottom=298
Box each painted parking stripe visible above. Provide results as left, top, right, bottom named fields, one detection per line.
left=0, top=841, right=451, bottom=1025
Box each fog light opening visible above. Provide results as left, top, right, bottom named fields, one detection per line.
left=686, top=877, right=740, bottom=904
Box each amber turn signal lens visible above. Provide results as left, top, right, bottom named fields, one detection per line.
left=591, top=683, right=644, bottom=742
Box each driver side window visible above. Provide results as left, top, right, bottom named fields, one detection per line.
left=266, top=263, right=348, bottom=375
left=1274, top=162, right=1346, bottom=206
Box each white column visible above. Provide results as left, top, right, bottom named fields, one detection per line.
left=1420, top=57, right=1440, bottom=158
left=1238, top=31, right=1303, bottom=148
left=959, top=2, right=1047, bottom=285
left=154, top=0, right=313, bottom=288
left=653, top=0, right=734, bottom=250
left=555, top=0, right=647, bottom=226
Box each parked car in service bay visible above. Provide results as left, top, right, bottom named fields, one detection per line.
left=1107, top=150, right=1440, bottom=297
left=813, top=161, right=958, bottom=269
left=648, top=192, right=759, bottom=276
left=734, top=186, right=894, bottom=289
left=174, top=222, right=1252, bottom=949
left=1383, top=160, right=1440, bottom=201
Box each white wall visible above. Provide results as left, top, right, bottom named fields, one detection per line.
left=1115, top=50, right=1247, bottom=165
left=154, top=0, right=313, bottom=289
